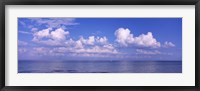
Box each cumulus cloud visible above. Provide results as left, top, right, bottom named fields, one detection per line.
left=133, top=32, right=161, bottom=48
left=115, top=28, right=161, bottom=48
left=30, top=28, right=119, bottom=58
left=32, top=28, right=69, bottom=46
left=29, top=26, right=176, bottom=58
left=96, top=36, right=108, bottom=44
left=115, top=28, right=134, bottom=46
left=64, top=36, right=117, bottom=55
left=77, top=36, right=108, bottom=46
left=50, top=28, right=69, bottom=41
left=163, top=41, right=175, bottom=48
left=33, top=28, right=52, bottom=40
left=63, top=36, right=110, bottom=52
left=87, top=36, right=95, bottom=45
left=74, top=40, right=84, bottom=49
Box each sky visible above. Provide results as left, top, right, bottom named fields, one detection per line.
left=18, top=18, right=182, bottom=61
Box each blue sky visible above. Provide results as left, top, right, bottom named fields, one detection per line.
left=18, top=18, right=182, bottom=61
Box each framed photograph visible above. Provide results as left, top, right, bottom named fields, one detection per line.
left=0, top=0, right=199, bottom=91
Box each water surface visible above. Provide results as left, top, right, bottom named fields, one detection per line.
left=18, top=60, right=182, bottom=73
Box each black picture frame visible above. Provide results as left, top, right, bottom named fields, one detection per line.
left=0, top=0, right=199, bottom=91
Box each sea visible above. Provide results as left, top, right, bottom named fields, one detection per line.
left=18, top=60, right=182, bottom=73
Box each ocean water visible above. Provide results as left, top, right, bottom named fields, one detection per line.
left=18, top=61, right=182, bottom=73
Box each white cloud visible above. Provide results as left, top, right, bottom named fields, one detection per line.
left=31, top=27, right=119, bottom=57
left=96, top=36, right=108, bottom=44
left=64, top=38, right=76, bottom=47
left=115, top=28, right=161, bottom=48
left=115, top=28, right=134, bottom=46
left=32, top=28, right=69, bottom=46
left=133, top=32, right=161, bottom=48
left=75, top=40, right=84, bottom=49
left=103, top=44, right=115, bottom=50
left=33, top=28, right=52, bottom=40
left=50, top=28, right=69, bottom=41
left=163, top=41, right=175, bottom=48
left=18, top=31, right=32, bottom=35
left=31, top=44, right=119, bottom=58
left=87, top=36, right=95, bottom=45
left=28, top=18, right=78, bottom=28
left=64, top=36, right=117, bottom=55
left=136, top=49, right=161, bottom=55
left=74, top=45, right=118, bottom=54
left=31, top=37, right=119, bottom=57
left=77, top=36, right=108, bottom=46
left=32, top=28, right=109, bottom=48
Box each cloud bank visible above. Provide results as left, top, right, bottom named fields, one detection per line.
left=18, top=18, right=177, bottom=60
left=19, top=27, right=176, bottom=58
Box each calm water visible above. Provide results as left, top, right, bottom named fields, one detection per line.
left=18, top=61, right=182, bottom=73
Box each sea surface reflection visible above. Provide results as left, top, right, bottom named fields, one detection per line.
left=18, top=61, right=182, bottom=73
